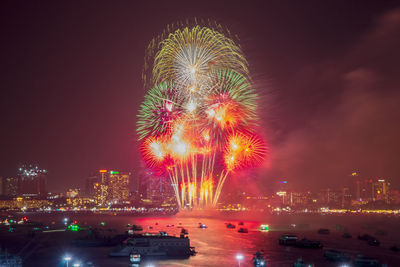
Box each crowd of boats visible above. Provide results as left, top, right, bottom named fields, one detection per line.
left=0, top=214, right=396, bottom=266
left=278, top=228, right=391, bottom=267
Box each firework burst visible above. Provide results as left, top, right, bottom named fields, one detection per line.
left=137, top=23, right=266, bottom=209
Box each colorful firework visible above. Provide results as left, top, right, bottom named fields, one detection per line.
left=137, top=23, right=266, bottom=209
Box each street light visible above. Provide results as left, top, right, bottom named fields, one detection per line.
left=63, top=256, right=71, bottom=267
left=72, top=263, right=81, bottom=267
left=236, top=254, right=244, bottom=267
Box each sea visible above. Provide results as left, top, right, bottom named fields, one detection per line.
left=7, top=212, right=400, bottom=266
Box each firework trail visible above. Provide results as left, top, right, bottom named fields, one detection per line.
left=137, top=23, right=266, bottom=209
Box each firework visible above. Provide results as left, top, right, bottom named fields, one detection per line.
left=137, top=82, right=187, bottom=140
left=153, top=26, right=248, bottom=94
left=137, top=23, right=266, bottom=209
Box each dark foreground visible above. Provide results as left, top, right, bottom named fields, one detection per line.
left=1, top=212, right=400, bottom=266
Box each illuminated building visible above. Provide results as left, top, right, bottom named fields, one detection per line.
left=373, top=179, right=390, bottom=203
left=0, top=177, right=2, bottom=195
left=108, top=171, right=130, bottom=204
left=93, top=182, right=108, bottom=206
left=355, top=179, right=373, bottom=202
left=17, top=164, right=47, bottom=197
left=3, top=177, right=18, bottom=197
left=66, top=188, right=80, bottom=198
left=290, top=191, right=311, bottom=206
left=85, top=175, right=99, bottom=197
left=341, top=187, right=352, bottom=208
left=139, top=170, right=175, bottom=206
left=0, top=198, right=51, bottom=210
left=319, top=189, right=341, bottom=207
left=275, top=180, right=290, bottom=206
left=66, top=197, right=94, bottom=207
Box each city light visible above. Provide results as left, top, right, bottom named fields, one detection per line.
left=63, top=256, right=71, bottom=267
left=99, top=169, right=107, bottom=173
left=236, top=254, right=244, bottom=267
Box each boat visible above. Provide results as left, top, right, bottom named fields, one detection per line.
left=353, top=255, right=382, bottom=267
left=295, top=238, right=323, bottom=249
left=260, top=224, right=269, bottom=231
left=293, top=258, right=315, bottom=267
left=324, top=249, right=351, bottom=262
left=279, top=234, right=298, bottom=245
left=109, top=232, right=196, bottom=258
left=199, top=224, right=207, bottom=229
left=226, top=223, right=236, bottom=229
left=368, top=237, right=380, bottom=246
left=129, top=253, right=141, bottom=264
left=317, top=228, right=330, bottom=235
left=238, top=228, right=248, bottom=233
left=238, top=221, right=244, bottom=225
left=252, top=251, right=266, bottom=266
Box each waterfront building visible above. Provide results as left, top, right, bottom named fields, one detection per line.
left=108, top=171, right=130, bottom=204
left=373, top=179, right=390, bottom=203
left=3, top=177, right=18, bottom=197
left=17, top=164, right=47, bottom=198
left=342, top=187, right=352, bottom=208
left=93, top=182, right=108, bottom=206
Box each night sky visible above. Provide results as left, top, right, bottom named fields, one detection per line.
left=1, top=1, right=400, bottom=192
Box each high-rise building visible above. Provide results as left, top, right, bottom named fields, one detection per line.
left=290, top=191, right=311, bottom=206
left=355, top=179, right=373, bottom=202
left=342, top=187, right=352, bottom=208
left=91, top=169, right=131, bottom=205
left=17, top=164, right=47, bottom=197
left=85, top=175, right=99, bottom=197
left=319, top=189, right=341, bottom=207
left=108, top=171, right=130, bottom=204
left=373, top=179, right=390, bottom=203
left=3, top=177, right=18, bottom=196
left=93, top=182, right=108, bottom=206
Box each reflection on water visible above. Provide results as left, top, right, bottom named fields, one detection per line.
left=24, top=212, right=400, bottom=266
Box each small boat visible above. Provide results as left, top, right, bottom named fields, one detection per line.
left=279, top=234, right=298, bottom=246
left=226, top=223, right=236, bottom=229
left=252, top=251, right=266, bottom=266
left=238, top=228, right=248, bottom=233
left=295, top=238, right=323, bottom=249
left=317, top=228, right=330, bottom=235
left=238, top=221, right=244, bottom=226
left=353, top=255, right=381, bottom=267
left=129, top=253, right=141, bottom=264
left=324, top=249, right=351, bottom=262
left=260, top=224, right=269, bottom=231
left=368, top=238, right=380, bottom=246
left=199, top=224, right=207, bottom=229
